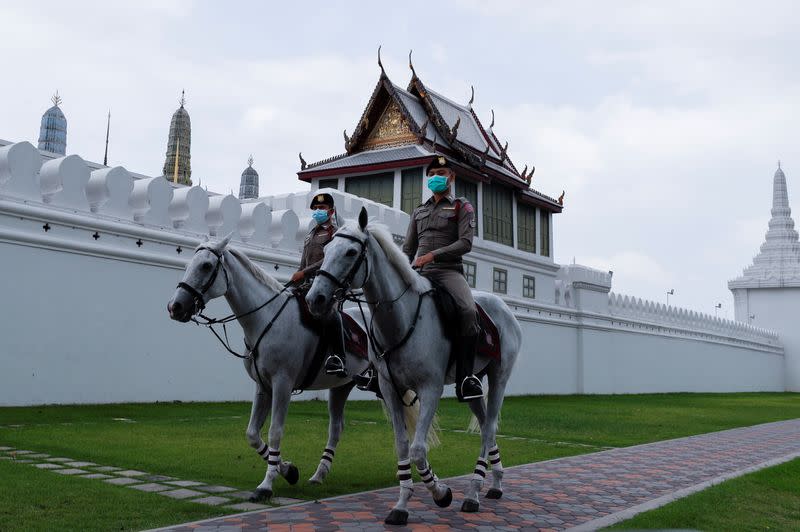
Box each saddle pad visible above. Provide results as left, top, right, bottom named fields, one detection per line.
left=341, top=312, right=369, bottom=360
left=476, top=304, right=501, bottom=361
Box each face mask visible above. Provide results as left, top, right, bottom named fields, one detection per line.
left=312, top=209, right=330, bottom=224
left=427, top=175, right=449, bottom=193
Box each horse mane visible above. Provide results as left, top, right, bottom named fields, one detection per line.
left=226, top=247, right=285, bottom=292
left=341, top=222, right=430, bottom=293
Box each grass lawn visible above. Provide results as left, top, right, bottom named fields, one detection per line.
left=1, top=392, right=799, bottom=531
left=609, top=457, right=800, bottom=531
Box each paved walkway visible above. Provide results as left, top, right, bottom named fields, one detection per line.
left=150, top=419, right=800, bottom=531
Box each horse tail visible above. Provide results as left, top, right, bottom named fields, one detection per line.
left=381, top=390, right=441, bottom=448
left=467, top=387, right=499, bottom=434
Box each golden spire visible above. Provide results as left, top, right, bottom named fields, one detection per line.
left=172, top=138, right=180, bottom=184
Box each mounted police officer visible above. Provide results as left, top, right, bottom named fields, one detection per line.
left=291, top=193, right=348, bottom=377
left=402, top=156, right=483, bottom=401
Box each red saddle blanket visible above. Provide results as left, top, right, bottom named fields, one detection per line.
left=476, top=304, right=501, bottom=362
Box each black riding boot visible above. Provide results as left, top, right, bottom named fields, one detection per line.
left=324, top=314, right=348, bottom=377
left=456, top=333, right=483, bottom=402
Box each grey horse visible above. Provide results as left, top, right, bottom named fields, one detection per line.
left=167, top=235, right=371, bottom=501
left=307, top=208, right=522, bottom=525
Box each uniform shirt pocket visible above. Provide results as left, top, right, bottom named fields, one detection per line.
left=433, top=211, right=457, bottom=229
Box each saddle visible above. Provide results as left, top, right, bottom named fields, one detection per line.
left=429, top=282, right=501, bottom=362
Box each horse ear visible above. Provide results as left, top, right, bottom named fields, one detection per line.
left=218, top=232, right=234, bottom=250
left=358, top=207, right=368, bottom=231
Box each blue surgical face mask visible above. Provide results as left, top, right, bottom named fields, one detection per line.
left=427, top=175, right=449, bottom=193
left=312, top=209, right=330, bottom=224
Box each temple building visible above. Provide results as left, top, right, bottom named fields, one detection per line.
left=162, top=91, right=192, bottom=185
left=730, top=163, right=800, bottom=390
left=38, top=92, right=67, bottom=155
left=297, top=54, right=562, bottom=259
left=239, top=155, right=259, bottom=199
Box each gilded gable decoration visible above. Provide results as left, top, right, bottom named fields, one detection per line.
left=363, top=100, right=416, bottom=149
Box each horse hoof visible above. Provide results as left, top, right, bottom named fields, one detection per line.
left=486, top=488, right=503, bottom=499
left=307, top=476, right=322, bottom=485
left=249, top=488, right=272, bottom=502
left=285, top=463, right=300, bottom=485
left=461, top=499, right=480, bottom=513
left=434, top=487, right=453, bottom=508
left=384, top=508, right=409, bottom=525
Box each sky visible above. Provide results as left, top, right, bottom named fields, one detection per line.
left=2, top=0, right=799, bottom=320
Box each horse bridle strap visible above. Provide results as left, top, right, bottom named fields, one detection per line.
left=316, top=232, right=369, bottom=299
left=177, top=246, right=229, bottom=312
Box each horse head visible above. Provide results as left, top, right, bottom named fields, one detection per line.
left=168, top=232, right=234, bottom=322
left=307, top=207, right=371, bottom=317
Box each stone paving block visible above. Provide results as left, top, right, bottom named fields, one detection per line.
left=165, top=480, right=205, bottom=487
left=0, top=447, right=14, bottom=451
left=191, top=496, right=231, bottom=506
left=104, top=477, right=142, bottom=486
left=26, top=453, right=50, bottom=459
left=159, top=488, right=206, bottom=500
left=14, top=459, right=35, bottom=463
left=140, top=474, right=177, bottom=482
left=45, top=457, right=74, bottom=462
left=273, top=497, right=304, bottom=506
left=116, top=470, right=147, bottom=477
left=34, top=463, right=65, bottom=470
left=130, top=483, right=170, bottom=493
left=53, top=468, right=87, bottom=475
left=226, top=502, right=269, bottom=511
left=92, top=466, right=122, bottom=472
left=64, top=461, right=96, bottom=467
left=10, top=450, right=33, bottom=454
left=0, top=457, right=11, bottom=460
left=225, top=490, right=254, bottom=500
left=82, top=473, right=113, bottom=480
left=194, top=485, right=236, bottom=493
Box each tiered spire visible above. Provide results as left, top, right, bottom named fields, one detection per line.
left=730, top=163, right=800, bottom=288
left=162, top=90, right=192, bottom=185
left=239, top=155, right=259, bottom=200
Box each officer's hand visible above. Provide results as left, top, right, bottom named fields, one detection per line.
left=291, top=270, right=305, bottom=283
left=413, top=252, right=435, bottom=268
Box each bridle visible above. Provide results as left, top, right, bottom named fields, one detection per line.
left=315, top=232, right=370, bottom=301
left=176, top=246, right=229, bottom=315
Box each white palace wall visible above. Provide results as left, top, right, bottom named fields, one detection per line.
left=0, top=140, right=786, bottom=405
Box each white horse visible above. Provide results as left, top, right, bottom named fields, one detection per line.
left=167, top=235, right=373, bottom=501
left=307, top=208, right=522, bottom=525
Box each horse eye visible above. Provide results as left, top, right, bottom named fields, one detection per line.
left=345, top=249, right=357, bottom=257
left=201, top=262, right=213, bottom=271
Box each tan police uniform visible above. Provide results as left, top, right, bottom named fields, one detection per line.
left=402, top=193, right=479, bottom=336
left=299, top=221, right=336, bottom=278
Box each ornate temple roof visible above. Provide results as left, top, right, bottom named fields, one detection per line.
left=729, top=163, right=800, bottom=289
left=298, top=52, right=560, bottom=212
left=162, top=91, right=192, bottom=186
left=239, top=155, right=259, bottom=200
left=38, top=92, right=67, bottom=156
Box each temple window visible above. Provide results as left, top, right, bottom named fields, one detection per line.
left=523, top=275, right=536, bottom=298
left=400, top=167, right=422, bottom=214
left=540, top=211, right=551, bottom=257
left=483, top=183, right=513, bottom=246
left=345, top=172, right=394, bottom=207
left=464, top=261, right=477, bottom=288
left=493, top=268, right=507, bottom=294
left=318, top=178, right=338, bottom=190
left=517, top=203, right=537, bottom=252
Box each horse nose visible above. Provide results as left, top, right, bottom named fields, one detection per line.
left=170, top=300, right=182, bottom=317
left=314, top=294, right=327, bottom=308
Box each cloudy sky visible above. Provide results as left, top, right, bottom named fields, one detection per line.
left=2, top=1, right=799, bottom=319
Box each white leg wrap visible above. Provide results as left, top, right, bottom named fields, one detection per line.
left=397, top=459, right=413, bottom=489
left=416, top=463, right=438, bottom=491
left=472, top=456, right=488, bottom=482
left=489, top=446, right=503, bottom=471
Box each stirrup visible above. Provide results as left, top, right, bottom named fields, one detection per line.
left=353, top=368, right=380, bottom=396
left=324, top=354, right=347, bottom=377
left=458, top=375, right=483, bottom=402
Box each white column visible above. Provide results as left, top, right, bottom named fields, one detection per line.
left=337, top=176, right=345, bottom=191
left=393, top=168, right=402, bottom=210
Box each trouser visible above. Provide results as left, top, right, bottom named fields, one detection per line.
left=421, top=266, right=480, bottom=384
left=322, top=308, right=345, bottom=359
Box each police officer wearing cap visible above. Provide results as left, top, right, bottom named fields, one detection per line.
left=402, top=156, right=483, bottom=401
left=291, top=193, right=348, bottom=377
